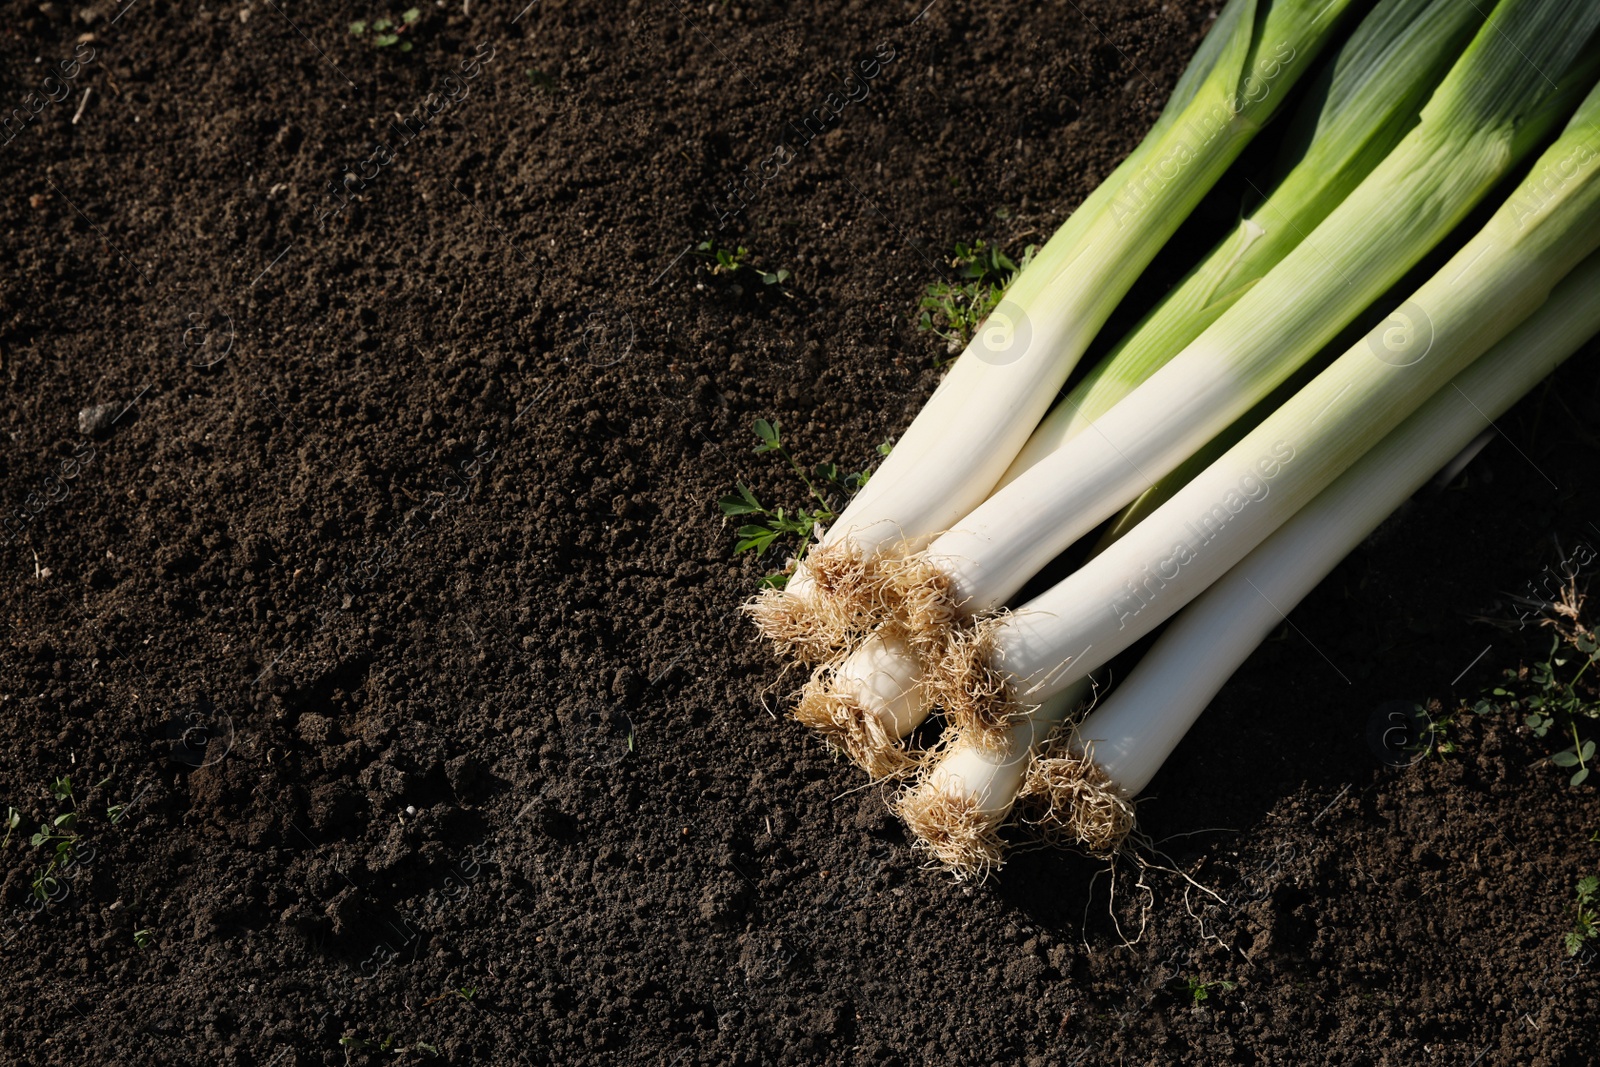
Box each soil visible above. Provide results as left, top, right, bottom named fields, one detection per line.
left=3, top=1, right=1600, bottom=1064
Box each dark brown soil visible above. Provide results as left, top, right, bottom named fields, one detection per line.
left=3, top=1, right=1599, bottom=1064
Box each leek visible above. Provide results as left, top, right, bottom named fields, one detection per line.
left=895, top=681, right=1088, bottom=878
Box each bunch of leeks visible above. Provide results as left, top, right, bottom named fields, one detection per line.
left=746, top=0, right=1600, bottom=877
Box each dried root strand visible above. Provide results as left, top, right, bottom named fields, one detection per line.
left=1017, top=737, right=1136, bottom=856
left=743, top=552, right=866, bottom=667
left=793, top=671, right=922, bottom=780
left=752, top=541, right=1001, bottom=784
left=1543, top=573, right=1595, bottom=645
left=743, top=541, right=901, bottom=666
left=876, top=552, right=962, bottom=656
left=895, top=775, right=1005, bottom=882
left=930, top=619, right=1022, bottom=752
left=745, top=540, right=972, bottom=668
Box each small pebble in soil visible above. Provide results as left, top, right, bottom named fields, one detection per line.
left=78, top=402, right=119, bottom=437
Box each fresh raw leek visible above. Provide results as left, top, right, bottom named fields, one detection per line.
left=894, top=681, right=1088, bottom=879
left=749, top=0, right=1356, bottom=669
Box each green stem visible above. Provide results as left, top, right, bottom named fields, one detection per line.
left=1568, top=650, right=1594, bottom=694
left=779, top=444, right=834, bottom=514
left=792, top=526, right=817, bottom=566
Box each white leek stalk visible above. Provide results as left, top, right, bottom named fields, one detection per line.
left=895, top=682, right=1087, bottom=879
